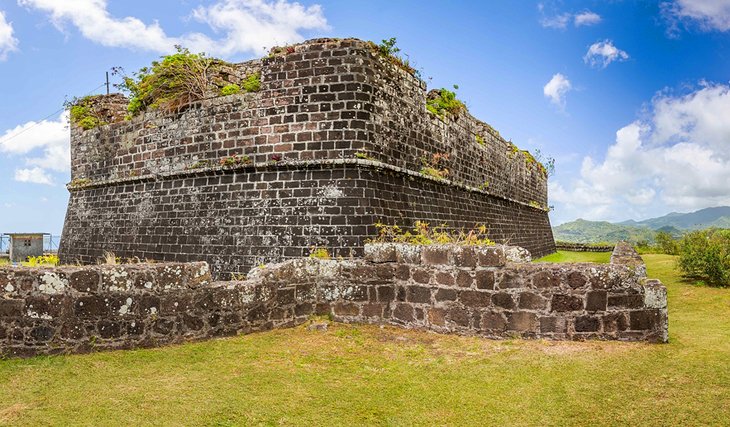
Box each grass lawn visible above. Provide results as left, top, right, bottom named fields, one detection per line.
left=1, top=253, right=728, bottom=426
left=535, top=250, right=611, bottom=263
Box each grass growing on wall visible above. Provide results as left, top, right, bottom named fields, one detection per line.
left=0, top=254, right=728, bottom=425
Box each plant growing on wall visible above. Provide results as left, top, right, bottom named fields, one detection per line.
left=66, top=96, right=107, bottom=130
left=366, top=38, right=421, bottom=79
left=420, top=153, right=450, bottom=180
left=114, top=47, right=261, bottom=117
left=369, top=221, right=494, bottom=246
left=426, top=87, right=466, bottom=119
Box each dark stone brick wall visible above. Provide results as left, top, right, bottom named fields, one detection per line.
left=0, top=243, right=667, bottom=358
left=60, top=163, right=553, bottom=279
left=60, top=38, right=555, bottom=275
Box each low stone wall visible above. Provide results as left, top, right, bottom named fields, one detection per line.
left=555, top=242, right=615, bottom=252
left=0, top=243, right=667, bottom=357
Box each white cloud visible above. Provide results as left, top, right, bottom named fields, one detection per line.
left=551, top=82, right=730, bottom=222
left=663, top=0, right=730, bottom=32
left=574, top=11, right=602, bottom=26
left=0, top=10, right=19, bottom=60
left=543, top=73, right=572, bottom=109
left=539, top=6, right=601, bottom=29
left=191, top=0, right=329, bottom=56
left=0, top=111, right=70, bottom=184
left=540, top=13, right=572, bottom=29
left=583, top=40, right=629, bottom=68
left=18, top=0, right=328, bottom=57
left=15, top=167, right=54, bottom=185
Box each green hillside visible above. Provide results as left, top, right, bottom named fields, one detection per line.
left=552, top=219, right=658, bottom=244
left=554, top=206, right=730, bottom=244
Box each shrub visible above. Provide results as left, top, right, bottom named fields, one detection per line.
left=420, top=153, right=449, bottom=180
left=115, top=47, right=261, bottom=116
left=655, top=231, right=679, bottom=255
left=25, top=255, right=59, bottom=266
left=366, top=38, right=421, bottom=78
left=370, top=221, right=495, bottom=246
left=220, top=84, right=241, bottom=96
left=309, top=247, right=331, bottom=259
left=67, top=96, right=106, bottom=130
left=426, top=87, right=465, bottom=118
left=677, top=229, right=730, bottom=286
left=241, top=72, right=261, bottom=92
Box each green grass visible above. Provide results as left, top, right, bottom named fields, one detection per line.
left=0, top=258, right=8, bottom=266
left=535, top=250, right=611, bottom=263
left=1, top=254, right=729, bottom=425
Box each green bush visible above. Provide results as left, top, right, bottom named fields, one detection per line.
left=117, top=47, right=256, bottom=116
left=242, top=72, right=261, bottom=92
left=677, top=229, right=730, bottom=286
left=220, top=84, right=241, bottom=96
left=426, top=88, right=465, bottom=118
left=655, top=231, right=679, bottom=255
left=68, top=96, right=105, bottom=130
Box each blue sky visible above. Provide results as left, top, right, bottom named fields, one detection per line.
left=1, top=0, right=729, bottom=235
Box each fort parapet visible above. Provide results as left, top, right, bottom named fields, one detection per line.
left=59, top=38, right=555, bottom=278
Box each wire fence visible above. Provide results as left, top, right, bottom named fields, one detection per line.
left=0, top=235, right=60, bottom=254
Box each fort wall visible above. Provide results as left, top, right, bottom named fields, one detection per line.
left=59, top=38, right=555, bottom=277
left=0, top=243, right=667, bottom=358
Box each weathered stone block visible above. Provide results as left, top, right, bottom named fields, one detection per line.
left=608, top=294, right=644, bottom=309
left=362, top=303, right=384, bottom=318
left=393, top=303, right=414, bottom=322
left=518, top=292, right=547, bottom=310
left=539, top=316, right=565, bottom=334
left=407, top=286, right=431, bottom=304
left=532, top=270, right=560, bottom=289
left=497, top=270, right=524, bottom=289
left=435, top=288, right=457, bottom=302
left=630, top=310, right=660, bottom=330
left=68, top=270, right=101, bottom=293
left=428, top=307, right=446, bottom=326
left=422, top=246, right=449, bottom=266
left=435, top=272, right=455, bottom=287
left=507, top=312, right=538, bottom=332
left=475, top=247, right=506, bottom=267
left=586, top=291, right=607, bottom=312
left=364, top=244, right=397, bottom=263
left=377, top=286, right=395, bottom=302
left=334, top=302, right=359, bottom=316
left=74, top=296, right=109, bottom=317
left=447, top=307, right=470, bottom=327
left=492, top=293, right=515, bottom=309
left=411, top=268, right=430, bottom=284
left=481, top=311, right=507, bottom=331
left=574, top=316, right=600, bottom=332
left=29, top=325, right=55, bottom=342
left=551, top=294, right=584, bottom=312
left=459, top=290, right=491, bottom=308
left=449, top=246, right=476, bottom=269
left=602, top=312, right=628, bottom=333
left=566, top=271, right=587, bottom=289
left=475, top=270, right=495, bottom=290
left=455, top=270, right=473, bottom=288
left=395, top=265, right=410, bottom=281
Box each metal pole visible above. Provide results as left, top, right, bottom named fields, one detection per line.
left=106, top=72, right=110, bottom=95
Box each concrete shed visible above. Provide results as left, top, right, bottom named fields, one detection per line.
left=5, top=233, right=45, bottom=263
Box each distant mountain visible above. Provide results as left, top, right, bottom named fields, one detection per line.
left=617, top=206, right=730, bottom=230
left=552, top=219, right=657, bottom=244
left=554, top=206, right=730, bottom=244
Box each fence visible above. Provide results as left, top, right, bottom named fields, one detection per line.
left=0, top=234, right=60, bottom=254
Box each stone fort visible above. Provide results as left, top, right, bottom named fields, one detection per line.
left=58, top=38, right=555, bottom=278
left=0, top=39, right=670, bottom=356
